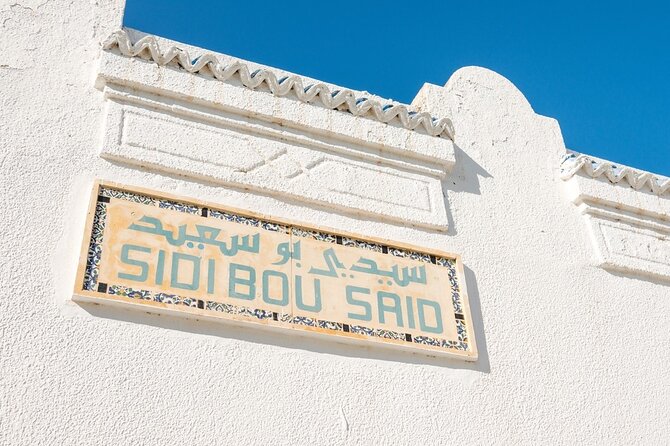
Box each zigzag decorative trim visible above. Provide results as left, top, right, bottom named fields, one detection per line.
left=102, top=29, right=455, bottom=141
left=560, top=153, right=670, bottom=196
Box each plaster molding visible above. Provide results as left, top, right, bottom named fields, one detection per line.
left=95, top=30, right=458, bottom=231
left=97, top=84, right=451, bottom=231
left=583, top=207, right=670, bottom=283
left=102, top=29, right=455, bottom=140
left=560, top=153, right=670, bottom=196
left=562, top=153, right=670, bottom=282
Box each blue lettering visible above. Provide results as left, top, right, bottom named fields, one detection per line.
left=346, top=286, right=372, bottom=322
left=170, top=252, right=201, bottom=291
left=118, top=244, right=150, bottom=283
left=377, top=291, right=403, bottom=327
left=262, top=270, right=289, bottom=306
left=229, top=263, right=256, bottom=300
left=417, top=299, right=443, bottom=334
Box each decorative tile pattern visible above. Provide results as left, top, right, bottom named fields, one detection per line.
left=291, top=227, right=337, bottom=243
left=441, top=340, right=459, bottom=349
left=89, top=203, right=107, bottom=244
left=154, top=292, right=181, bottom=305
left=342, top=237, right=383, bottom=252
left=100, top=187, right=157, bottom=205
left=456, top=319, right=468, bottom=343
left=83, top=243, right=102, bottom=291
left=261, top=221, right=289, bottom=233
left=389, top=247, right=432, bottom=263
left=448, top=268, right=464, bottom=315
left=349, top=326, right=413, bottom=341
left=154, top=293, right=198, bottom=307
left=83, top=202, right=107, bottom=291
left=372, top=328, right=407, bottom=341
left=436, top=256, right=464, bottom=315
left=350, top=325, right=375, bottom=336
left=435, top=257, right=453, bottom=268
left=159, top=200, right=200, bottom=214
left=317, top=320, right=344, bottom=331
left=206, top=301, right=236, bottom=313
left=451, top=297, right=463, bottom=315
left=182, top=297, right=200, bottom=307
left=289, top=316, right=317, bottom=327
left=210, top=210, right=260, bottom=226
left=81, top=184, right=472, bottom=356
left=237, top=307, right=274, bottom=320
left=206, top=301, right=273, bottom=320
left=109, top=285, right=151, bottom=300
left=413, top=336, right=441, bottom=347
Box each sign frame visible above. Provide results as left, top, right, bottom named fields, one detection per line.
left=74, top=180, right=478, bottom=360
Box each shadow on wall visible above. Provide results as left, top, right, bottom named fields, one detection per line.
left=604, top=267, right=670, bottom=287
left=440, top=144, right=493, bottom=237
left=464, top=265, right=490, bottom=373
left=87, top=147, right=492, bottom=371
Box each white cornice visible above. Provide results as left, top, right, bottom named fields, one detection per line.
left=560, top=153, right=670, bottom=196
left=561, top=152, right=670, bottom=283
left=95, top=30, right=458, bottom=231
left=102, top=29, right=455, bottom=141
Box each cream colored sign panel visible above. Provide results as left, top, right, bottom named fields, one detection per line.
left=75, top=182, right=477, bottom=360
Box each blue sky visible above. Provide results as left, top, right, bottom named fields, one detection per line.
left=124, top=1, right=670, bottom=176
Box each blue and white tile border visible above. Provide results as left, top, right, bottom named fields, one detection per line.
left=76, top=181, right=476, bottom=359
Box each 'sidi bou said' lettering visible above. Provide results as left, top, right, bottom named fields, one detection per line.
left=104, top=209, right=449, bottom=337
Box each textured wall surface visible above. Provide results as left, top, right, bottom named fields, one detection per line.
left=1, top=1, right=669, bottom=445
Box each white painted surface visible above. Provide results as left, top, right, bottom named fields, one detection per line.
left=99, top=84, right=451, bottom=230
left=95, top=34, right=456, bottom=230
left=1, top=2, right=669, bottom=445
left=563, top=162, right=670, bottom=281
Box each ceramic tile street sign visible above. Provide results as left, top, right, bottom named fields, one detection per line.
left=75, top=181, right=477, bottom=360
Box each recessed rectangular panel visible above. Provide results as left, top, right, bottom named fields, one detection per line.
left=75, top=181, right=477, bottom=360
left=100, top=96, right=451, bottom=231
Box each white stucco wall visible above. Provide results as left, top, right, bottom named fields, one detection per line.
left=1, top=1, right=668, bottom=445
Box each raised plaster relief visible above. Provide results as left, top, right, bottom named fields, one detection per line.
left=100, top=89, right=449, bottom=230
left=562, top=152, right=670, bottom=282
left=589, top=216, right=670, bottom=281
left=97, top=30, right=457, bottom=231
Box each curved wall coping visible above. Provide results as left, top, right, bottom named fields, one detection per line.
left=102, top=29, right=455, bottom=141
left=560, top=152, right=670, bottom=196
